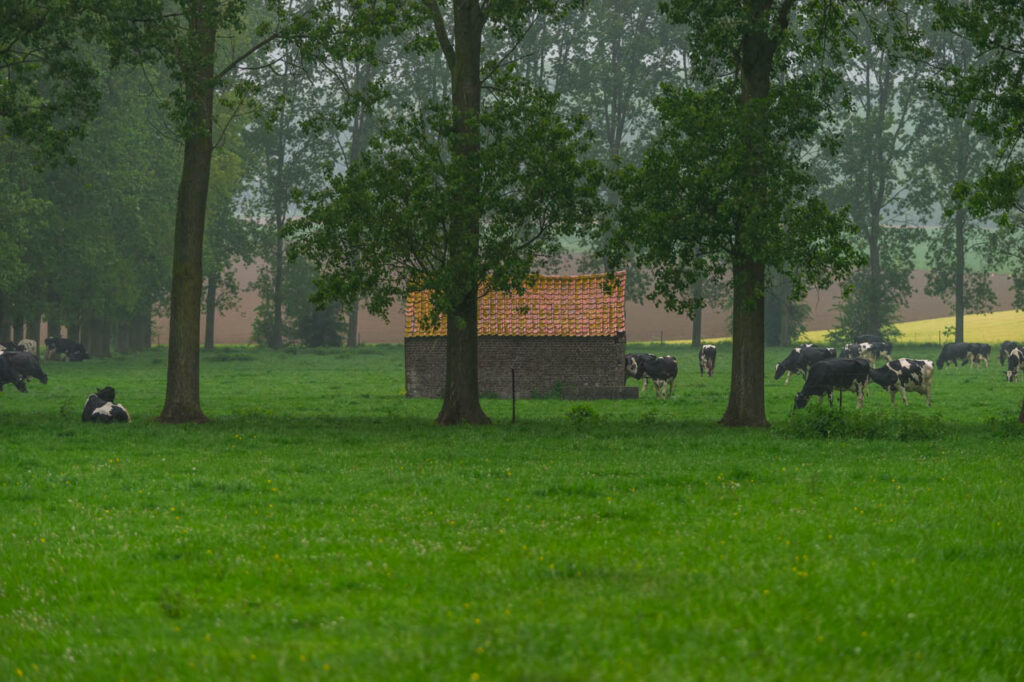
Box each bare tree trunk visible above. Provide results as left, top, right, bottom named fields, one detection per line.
left=27, top=316, right=41, bottom=356
left=204, top=273, right=218, bottom=350
left=721, top=257, right=768, bottom=427
left=159, top=6, right=214, bottom=423
left=691, top=280, right=703, bottom=348
left=269, top=234, right=284, bottom=349
left=435, top=0, right=490, bottom=425
left=346, top=302, right=359, bottom=347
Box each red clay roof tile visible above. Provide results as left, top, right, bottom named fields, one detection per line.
left=405, top=272, right=626, bottom=338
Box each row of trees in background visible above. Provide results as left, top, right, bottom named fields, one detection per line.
left=2, top=0, right=1022, bottom=425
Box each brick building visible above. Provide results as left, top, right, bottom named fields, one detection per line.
left=404, top=272, right=636, bottom=399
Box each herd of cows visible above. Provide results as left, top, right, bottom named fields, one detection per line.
left=0, top=336, right=130, bottom=422
left=626, top=336, right=1024, bottom=409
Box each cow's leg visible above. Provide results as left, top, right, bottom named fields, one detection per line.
left=898, top=385, right=908, bottom=406
left=784, top=371, right=790, bottom=385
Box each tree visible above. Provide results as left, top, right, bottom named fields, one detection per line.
left=930, top=0, right=1024, bottom=420
left=106, top=1, right=290, bottom=422
left=0, top=1, right=103, bottom=158
left=603, top=1, right=864, bottom=427
left=290, top=1, right=600, bottom=426
left=821, top=5, right=928, bottom=339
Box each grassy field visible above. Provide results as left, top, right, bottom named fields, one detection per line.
left=1, top=343, right=1023, bottom=681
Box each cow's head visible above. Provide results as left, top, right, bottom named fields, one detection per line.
left=773, top=362, right=786, bottom=380
left=794, top=392, right=809, bottom=409
left=625, top=356, right=638, bottom=380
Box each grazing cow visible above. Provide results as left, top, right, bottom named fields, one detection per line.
left=1005, top=348, right=1024, bottom=382
left=643, top=356, right=678, bottom=398
left=794, top=358, right=871, bottom=409
left=699, top=344, right=717, bottom=377
left=966, top=343, right=991, bottom=369
left=0, top=350, right=48, bottom=385
left=0, top=354, right=27, bottom=392
left=625, top=353, right=657, bottom=393
left=82, top=386, right=131, bottom=423
left=0, top=340, right=24, bottom=351
left=936, top=342, right=972, bottom=369
left=840, top=341, right=891, bottom=366
left=999, top=341, right=1020, bottom=366
left=18, top=339, right=38, bottom=356
left=868, top=358, right=934, bottom=406
left=774, top=345, right=835, bottom=384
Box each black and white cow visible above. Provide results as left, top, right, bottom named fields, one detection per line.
left=999, top=341, right=1020, bottom=366
left=936, top=342, right=972, bottom=369
left=643, top=356, right=678, bottom=398
left=853, top=334, right=886, bottom=345
left=625, top=353, right=657, bottom=393
left=840, top=341, right=891, bottom=366
left=0, top=350, right=47, bottom=386
left=1005, top=347, right=1024, bottom=382
left=966, top=343, right=991, bottom=369
left=18, top=339, right=38, bottom=356
left=0, top=354, right=27, bottom=392
left=868, top=358, right=934, bottom=406
left=699, top=344, right=717, bottom=377
left=794, top=358, right=871, bottom=409
left=82, top=387, right=131, bottom=423
left=774, top=345, right=835, bottom=384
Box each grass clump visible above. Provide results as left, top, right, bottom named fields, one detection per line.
left=777, top=405, right=946, bottom=440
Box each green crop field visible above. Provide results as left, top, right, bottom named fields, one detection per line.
left=2, top=344, right=1022, bottom=681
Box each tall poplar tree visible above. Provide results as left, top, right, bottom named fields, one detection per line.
left=604, top=1, right=865, bottom=427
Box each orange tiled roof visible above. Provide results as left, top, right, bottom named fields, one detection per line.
left=405, top=272, right=626, bottom=338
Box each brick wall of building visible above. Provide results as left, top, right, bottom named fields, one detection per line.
left=405, top=335, right=633, bottom=399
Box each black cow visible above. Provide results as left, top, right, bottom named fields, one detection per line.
left=868, top=358, right=934, bottom=406
left=1005, top=348, right=1024, bottom=382
left=0, top=350, right=48, bottom=385
left=643, top=356, right=678, bottom=398
left=794, top=358, right=871, bottom=409
left=699, top=344, right=717, bottom=377
left=999, top=341, right=1020, bottom=366
left=0, top=354, right=27, bottom=392
left=966, top=343, right=991, bottom=369
left=936, top=342, right=972, bottom=369
left=625, top=353, right=657, bottom=393
left=774, top=345, right=835, bottom=384
left=82, top=387, right=131, bottom=423
left=45, top=336, right=89, bottom=361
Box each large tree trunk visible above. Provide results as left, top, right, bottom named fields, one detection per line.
left=269, top=234, right=284, bottom=349
left=720, top=257, right=768, bottom=427
left=691, top=280, right=703, bottom=348
left=718, top=0, right=779, bottom=427
left=159, top=8, right=214, bottom=424
left=204, top=273, right=218, bottom=350
left=435, top=0, right=490, bottom=425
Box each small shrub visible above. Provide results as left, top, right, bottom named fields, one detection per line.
left=566, top=403, right=598, bottom=424
left=776, top=405, right=945, bottom=440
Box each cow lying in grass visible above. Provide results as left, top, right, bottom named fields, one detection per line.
left=82, top=386, right=131, bottom=423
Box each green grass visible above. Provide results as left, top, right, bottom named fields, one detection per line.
left=2, top=344, right=1023, bottom=681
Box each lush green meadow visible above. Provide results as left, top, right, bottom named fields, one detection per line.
left=1, top=343, right=1022, bottom=681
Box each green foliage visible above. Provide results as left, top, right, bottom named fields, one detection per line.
left=0, top=1, right=103, bottom=158
left=605, top=80, right=862, bottom=317
left=289, top=79, right=604, bottom=321
left=250, top=254, right=346, bottom=348
left=828, top=228, right=924, bottom=343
